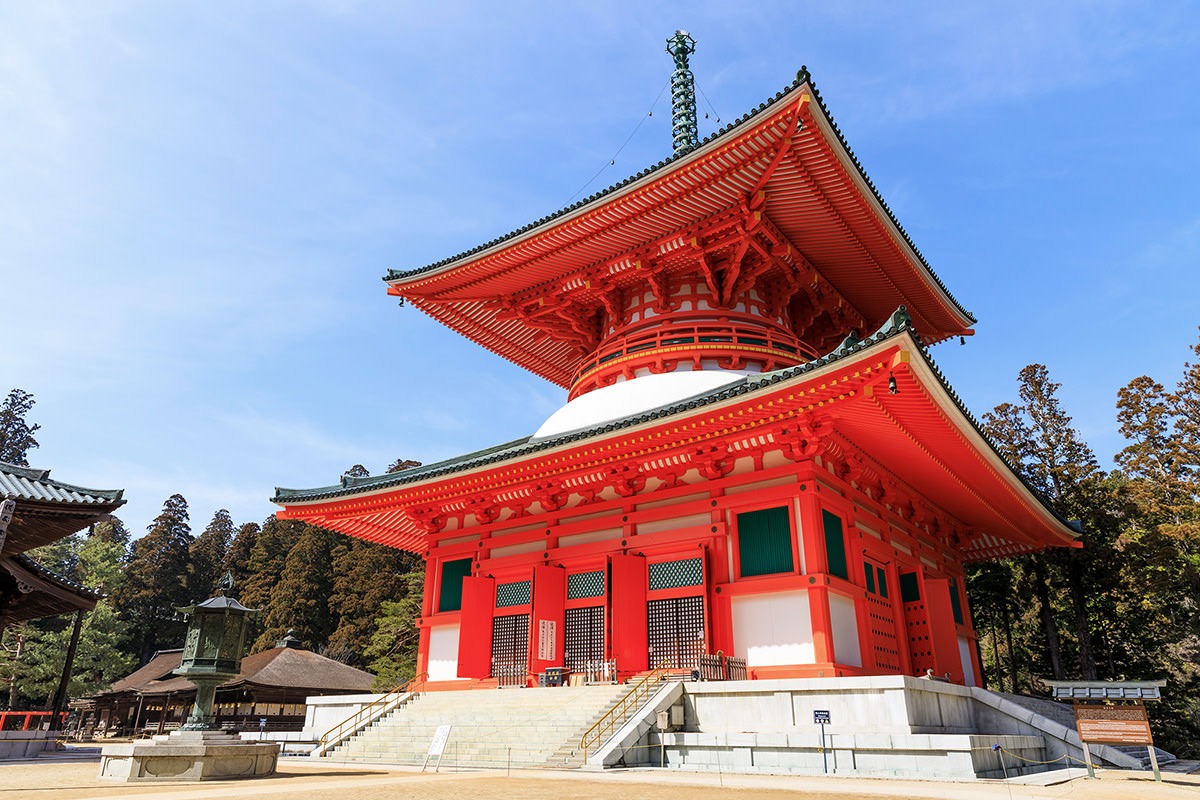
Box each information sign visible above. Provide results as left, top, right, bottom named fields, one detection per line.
left=1074, top=705, right=1153, bottom=746
left=537, top=619, right=556, bottom=661
left=427, top=724, right=453, bottom=756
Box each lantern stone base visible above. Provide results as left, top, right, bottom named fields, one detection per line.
left=98, top=731, right=279, bottom=782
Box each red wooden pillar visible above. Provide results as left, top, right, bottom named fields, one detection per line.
left=415, top=625, right=431, bottom=676
left=924, top=577, right=963, bottom=682
left=529, top=565, right=566, bottom=674
left=610, top=553, right=648, bottom=673
left=457, top=576, right=496, bottom=679
left=797, top=490, right=834, bottom=663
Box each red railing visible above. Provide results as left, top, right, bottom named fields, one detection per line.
left=570, top=312, right=814, bottom=398
left=0, top=710, right=63, bottom=731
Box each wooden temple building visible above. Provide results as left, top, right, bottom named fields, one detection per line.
left=0, top=461, right=124, bottom=629
left=0, top=460, right=124, bottom=738
left=274, top=40, right=1079, bottom=690
left=80, top=633, right=375, bottom=735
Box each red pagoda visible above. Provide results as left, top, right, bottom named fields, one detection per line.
left=274, top=34, right=1078, bottom=689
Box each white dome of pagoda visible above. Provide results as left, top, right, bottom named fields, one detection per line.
left=533, top=368, right=754, bottom=439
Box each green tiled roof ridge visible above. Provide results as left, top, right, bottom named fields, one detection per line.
left=0, top=460, right=126, bottom=504
left=383, top=67, right=974, bottom=325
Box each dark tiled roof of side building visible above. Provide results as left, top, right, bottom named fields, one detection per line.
left=0, top=461, right=125, bottom=507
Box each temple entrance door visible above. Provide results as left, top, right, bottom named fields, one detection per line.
left=564, top=606, right=605, bottom=675
left=491, top=614, right=530, bottom=687
left=647, top=596, right=705, bottom=670
left=863, top=556, right=901, bottom=673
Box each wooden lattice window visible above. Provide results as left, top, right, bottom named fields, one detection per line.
left=564, top=606, right=605, bottom=673
left=491, top=614, right=530, bottom=676
left=647, top=596, right=705, bottom=670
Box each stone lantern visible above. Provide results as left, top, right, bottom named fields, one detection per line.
left=175, top=589, right=257, bottom=730
left=98, top=575, right=278, bottom=782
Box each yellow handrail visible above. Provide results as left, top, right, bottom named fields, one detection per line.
left=319, top=671, right=428, bottom=750
left=579, top=668, right=665, bottom=761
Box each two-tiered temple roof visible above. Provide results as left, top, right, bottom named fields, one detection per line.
left=274, top=68, right=1077, bottom=566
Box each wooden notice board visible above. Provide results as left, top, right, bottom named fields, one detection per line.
left=1074, top=704, right=1153, bottom=745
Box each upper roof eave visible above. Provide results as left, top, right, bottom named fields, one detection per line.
left=382, top=68, right=974, bottom=328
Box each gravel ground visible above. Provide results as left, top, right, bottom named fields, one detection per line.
left=1, top=759, right=1198, bottom=800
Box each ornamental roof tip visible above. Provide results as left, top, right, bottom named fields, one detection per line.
left=382, top=68, right=975, bottom=324
left=13, top=553, right=105, bottom=599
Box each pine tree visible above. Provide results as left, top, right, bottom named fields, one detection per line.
left=363, top=571, right=425, bottom=690
left=222, top=521, right=260, bottom=590
left=26, top=535, right=84, bottom=582
left=982, top=365, right=1105, bottom=680
left=252, top=524, right=340, bottom=652
left=239, top=518, right=297, bottom=611
left=0, top=389, right=40, bottom=465
left=325, top=539, right=420, bottom=665
left=90, top=517, right=131, bottom=548
left=113, top=494, right=193, bottom=664
left=189, top=509, right=235, bottom=599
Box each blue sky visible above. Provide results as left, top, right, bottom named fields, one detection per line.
left=2, top=2, right=1197, bottom=537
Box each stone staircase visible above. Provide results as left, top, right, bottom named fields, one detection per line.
left=324, top=684, right=629, bottom=768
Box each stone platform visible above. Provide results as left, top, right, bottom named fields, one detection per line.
left=99, top=730, right=278, bottom=781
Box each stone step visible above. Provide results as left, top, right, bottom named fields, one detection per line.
left=323, top=684, right=631, bottom=767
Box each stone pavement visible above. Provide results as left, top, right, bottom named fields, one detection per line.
left=1, top=749, right=1197, bottom=800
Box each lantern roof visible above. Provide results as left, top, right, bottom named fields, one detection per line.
left=178, top=594, right=256, bottom=614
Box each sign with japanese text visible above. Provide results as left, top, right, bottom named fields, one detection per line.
left=1074, top=704, right=1153, bottom=745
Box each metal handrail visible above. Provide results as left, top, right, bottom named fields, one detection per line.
left=318, top=671, right=428, bottom=751
left=578, top=668, right=665, bottom=761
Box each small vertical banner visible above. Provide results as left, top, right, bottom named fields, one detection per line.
left=537, top=619, right=557, bottom=662
left=0, top=498, right=15, bottom=551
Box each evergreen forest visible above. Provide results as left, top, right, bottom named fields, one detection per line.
left=1, top=328, right=1198, bottom=756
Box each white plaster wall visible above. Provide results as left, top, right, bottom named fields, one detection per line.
left=731, top=591, right=815, bottom=667
left=828, top=594, right=862, bottom=668
left=428, top=625, right=461, bottom=681
left=303, top=693, right=381, bottom=736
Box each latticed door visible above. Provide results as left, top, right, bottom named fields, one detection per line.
left=647, top=596, right=705, bottom=670
left=564, top=606, right=605, bottom=673
left=491, top=613, right=530, bottom=685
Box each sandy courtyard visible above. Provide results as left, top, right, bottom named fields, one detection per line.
left=1, top=759, right=1197, bottom=800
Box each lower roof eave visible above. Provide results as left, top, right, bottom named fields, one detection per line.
left=276, top=328, right=1077, bottom=560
